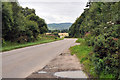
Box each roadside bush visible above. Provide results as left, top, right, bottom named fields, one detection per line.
left=84, top=32, right=95, bottom=46
left=17, top=35, right=28, bottom=43
left=2, top=2, right=48, bottom=43
left=92, top=35, right=120, bottom=79
left=25, top=20, right=40, bottom=41
left=2, top=38, right=6, bottom=46
left=76, top=38, right=85, bottom=43
left=69, top=2, right=120, bottom=78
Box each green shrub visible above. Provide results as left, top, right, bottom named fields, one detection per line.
left=2, top=38, right=6, bottom=46
left=100, top=72, right=116, bottom=78
left=25, top=20, right=40, bottom=42
left=76, top=38, right=85, bottom=43
left=84, top=32, right=95, bottom=46
left=92, top=35, right=120, bottom=78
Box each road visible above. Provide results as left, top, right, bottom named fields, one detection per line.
left=2, top=38, right=77, bottom=78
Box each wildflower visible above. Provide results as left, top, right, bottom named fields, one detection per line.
left=113, top=38, right=118, bottom=41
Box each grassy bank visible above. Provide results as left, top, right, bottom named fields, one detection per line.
left=2, top=35, right=63, bottom=52
left=70, top=38, right=119, bottom=78
left=70, top=38, right=96, bottom=77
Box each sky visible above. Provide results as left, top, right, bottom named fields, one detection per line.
left=18, top=0, right=88, bottom=24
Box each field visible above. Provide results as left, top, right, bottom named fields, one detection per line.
left=58, top=33, right=69, bottom=38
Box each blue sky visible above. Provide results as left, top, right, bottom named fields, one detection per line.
left=18, top=0, right=88, bottom=23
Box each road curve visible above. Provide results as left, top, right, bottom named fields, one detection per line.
left=2, top=38, right=77, bottom=78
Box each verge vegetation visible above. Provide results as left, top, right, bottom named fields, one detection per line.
left=69, top=2, right=120, bottom=79
left=70, top=38, right=94, bottom=77
left=2, top=35, right=62, bottom=52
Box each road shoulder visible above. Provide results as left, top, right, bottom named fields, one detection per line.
left=27, top=49, right=87, bottom=78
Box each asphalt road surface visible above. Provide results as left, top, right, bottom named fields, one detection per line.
left=2, top=38, right=77, bottom=78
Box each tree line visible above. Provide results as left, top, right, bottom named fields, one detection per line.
left=48, top=29, right=69, bottom=33
left=69, top=2, right=120, bottom=78
left=2, top=1, right=48, bottom=43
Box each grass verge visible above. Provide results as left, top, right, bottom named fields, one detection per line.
left=70, top=38, right=97, bottom=77
left=1, top=36, right=63, bottom=52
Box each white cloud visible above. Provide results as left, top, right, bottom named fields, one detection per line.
left=18, top=0, right=88, bottom=23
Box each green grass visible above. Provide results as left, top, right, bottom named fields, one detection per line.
left=70, top=38, right=96, bottom=77
left=70, top=38, right=93, bottom=61
left=1, top=36, right=63, bottom=52
left=100, top=72, right=116, bottom=78
left=76, top=38, right=84, bottom=43
left=70, top=38, right=118, bottom=78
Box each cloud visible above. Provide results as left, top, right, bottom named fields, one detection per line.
left=18, top=0, right=88, bottom=23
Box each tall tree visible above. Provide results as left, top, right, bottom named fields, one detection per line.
left=2, top=2, right=13, bottom=40
left=26, top=13, right=48, bottom=34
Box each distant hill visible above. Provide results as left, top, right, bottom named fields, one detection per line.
left=47, top=23, right=72, bottom=30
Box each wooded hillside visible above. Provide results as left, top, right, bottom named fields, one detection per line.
left=47, top=23, right=72, bottom=30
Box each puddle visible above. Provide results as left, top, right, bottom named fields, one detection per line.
left=38, top=71, right=47, bottom=74
left=54, top=71, right=87, bottom=78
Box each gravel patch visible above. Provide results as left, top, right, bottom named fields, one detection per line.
left=27, top=49, right=87, bottom=78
